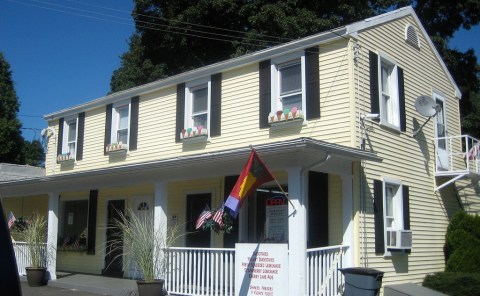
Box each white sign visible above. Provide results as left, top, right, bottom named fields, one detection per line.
left=265, top=197, right=288, bottom=242
left=235, top=243, right=288, bottom=296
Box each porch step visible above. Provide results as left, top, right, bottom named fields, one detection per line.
left=384, top=283, right=447, bottom=296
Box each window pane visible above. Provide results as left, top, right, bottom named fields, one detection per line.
left=118, top=106, right=129, bottom=130
left=117, top=129, right=128, bottom=144
left=381, top=63, right=390, bottom=94
left=68, top=122, right=76, bottom=142
left=68, top=143, right=76, bottom=156
left=282, top=94, right=302, bottom=111
left=193, top=113, right=207, bottom=127
left=193, top=87, right=208, bottom=113
left=280, top=62, right=301, bottom=95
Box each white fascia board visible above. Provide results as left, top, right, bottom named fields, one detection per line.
left=44, top=27, right=347, bottom=121
left=346, top=5, right=461, bottom=99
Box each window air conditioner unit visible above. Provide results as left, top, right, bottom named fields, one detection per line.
left=387, top=230, right=412, bottom=250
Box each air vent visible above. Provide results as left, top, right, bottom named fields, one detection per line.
left=405, top=24, right=420, bottom=48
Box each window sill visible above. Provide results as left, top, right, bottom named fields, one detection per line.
left=379, top=121, right=401, bottom=134
left=269, top=117, right=305, bottom=131
left=57, top=154, right=75, bottom=164
left=105, top=143, right=128, bottom=155
left=181, top=135, right=209, bottom=144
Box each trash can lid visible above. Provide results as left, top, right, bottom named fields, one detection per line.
left=339, top=267, right=384, bottom=276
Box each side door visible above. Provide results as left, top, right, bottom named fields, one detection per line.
left=434, top=92, right=448, bottom=170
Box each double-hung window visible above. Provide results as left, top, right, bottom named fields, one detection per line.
left=112, top=102, right=130, bottom=146
left=184, top=78, right=211, bottom=137
left=379, top=55, right=399, bottom=128
left=60, top=117, right=78, bottom=160
left=271, top=53, right=306, bottom=118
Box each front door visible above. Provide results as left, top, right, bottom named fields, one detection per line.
left=434, top=93, right=448, bottom=170
left=103, top=199, right=125, bottom=277
left=186, top=193, right=211, bottom=247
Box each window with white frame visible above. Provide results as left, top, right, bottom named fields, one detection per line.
left=111, top=102, right=130, bottom=146
left=379, top=55, right=400, bottom=129
left=61, top=117, right=78, bottom=158
left=383, top=179, right=405, bottom=248
left=184, top=78, right=210, bottom=137
left=271, top=53, right=306, bottom=121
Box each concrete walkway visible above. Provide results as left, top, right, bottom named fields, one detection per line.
left=21, top=273, right=138, bottom=296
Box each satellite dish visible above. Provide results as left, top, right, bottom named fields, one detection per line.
left=415, top=95, right=440, bottom=117
left=413, top=95, right=442, bottom=137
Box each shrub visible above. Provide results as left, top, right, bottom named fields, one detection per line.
left=444, top=211, right=480, bottom=273
left=423, top=272, right=480, bottom=296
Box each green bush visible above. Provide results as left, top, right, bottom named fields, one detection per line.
left=423, top=272, right=480, bottom=296
left=444, top=211, right=480, bottom=273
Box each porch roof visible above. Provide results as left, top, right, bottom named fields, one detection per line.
left=0, top=138, right=381, bottom=197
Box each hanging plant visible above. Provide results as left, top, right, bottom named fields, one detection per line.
left=201, top=209, right=234, bottom=234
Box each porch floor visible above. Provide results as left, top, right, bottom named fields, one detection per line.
left=21, top=272, right=138, bottom=296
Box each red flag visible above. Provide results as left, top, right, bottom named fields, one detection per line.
left=195, top=206, right=212, bottom=230
left=225, top=150, right=275, bottom=216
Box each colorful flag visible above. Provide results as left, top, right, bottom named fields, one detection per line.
left=195, top=205, right=212, bottom=230
left=225, top=150, right=275, bottom=216
left=7, top=211, right=16, bottom=229
left=212, top=204, right=225, bottom=228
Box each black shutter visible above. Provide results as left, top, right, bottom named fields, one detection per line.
left=87, top=189, right=98, bottom=255
left=259, top=60, right=271, bottom=129
left=398, top=67, right=406, bottom=132
left=369, top=51, right=380, bottom=117
left=57, top=118, right=64, bottom=156
left=373, top=179, right=385, bottom=254
left=306, top=46, right=320, bottom=120
left=210, top=73, right=222, bottom=137
left=129, top=96, right=139, bottom=150
left=308, top=171, right=329, bottom=248
left=76, top=112, right=85, bottom=160
left=223, top=175, right=239, bottom=248
left=402, top=185, right=410, bottom=230
left=104, top=104, right=113, bottom=155
left=176, top=83, right=185, bottom=143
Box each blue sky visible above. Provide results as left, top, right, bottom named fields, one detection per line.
left=0, top=0, right=479, bottom=142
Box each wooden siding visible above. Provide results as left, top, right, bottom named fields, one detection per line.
left=352, top=15, right=462, bottom=286
left=44, top=40, right=353, bottom=175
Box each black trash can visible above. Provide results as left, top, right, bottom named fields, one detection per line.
left=339, top=267, right=384, bottom=296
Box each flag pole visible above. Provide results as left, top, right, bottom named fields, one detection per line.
left=273, top=178, right=296, bottom=211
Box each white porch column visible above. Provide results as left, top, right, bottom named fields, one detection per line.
left=287, top=166, right=307, bottom=296
left=47, top=192, right=58, bottom=280
left=154, top=181, right=168, bottom=236
left=154, top=181, right=168, bottom=278
left=341, top=175, right=354, bottom=267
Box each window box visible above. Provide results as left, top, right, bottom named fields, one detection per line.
left=268, top=107, right=304, bottom=125
left=57, top=153, right=74, bottom=164
left=105, top=142, right=128, bottom=154
left=180, top=126, right=208, bottom=142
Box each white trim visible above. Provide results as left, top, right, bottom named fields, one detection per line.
left=381, top=178, right=404, bottom=257
left=404, top=24, right=421, bottom=48
left=184, top=77, right=211, bottom=138
left=377, top=52, right=400, bottom=131
left=110, top=100, right=131, bottom=149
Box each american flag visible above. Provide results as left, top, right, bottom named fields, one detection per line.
left=195, top=206, right=212, bottom=230
left=212, top=205, right=224, bottom=228
left=8, top=212, right=16, bottom=229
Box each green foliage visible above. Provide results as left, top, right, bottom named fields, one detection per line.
left=0, top=52, right=25, bottom=164
left=423, top=272, right=480, bottom=296
left=23, top=140, right=45, bottom=167
left=201, top=209, right=234, bottom=234
left=109, top=208, right=182, bottom=282
left=17, top=212, right=48, bottom=268
left=444, top=211, right=480, bottom=273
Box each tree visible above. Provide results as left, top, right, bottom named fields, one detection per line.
left=0, top=52, right=25, bottom=164
left=23, top=140, right=44, bottom=167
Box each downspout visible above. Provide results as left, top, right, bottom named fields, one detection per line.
left=41, top=127, right=56, bottom=175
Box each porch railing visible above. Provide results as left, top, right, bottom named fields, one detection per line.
left=307, top=245, right=349, bottom=296
left=165, top=245, right=348, bottom=296
left=435, top=135, right=480, bottom=176
left=165, top=247, right=235, bottom=296
left=13, top=241, right=48, bottom=275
